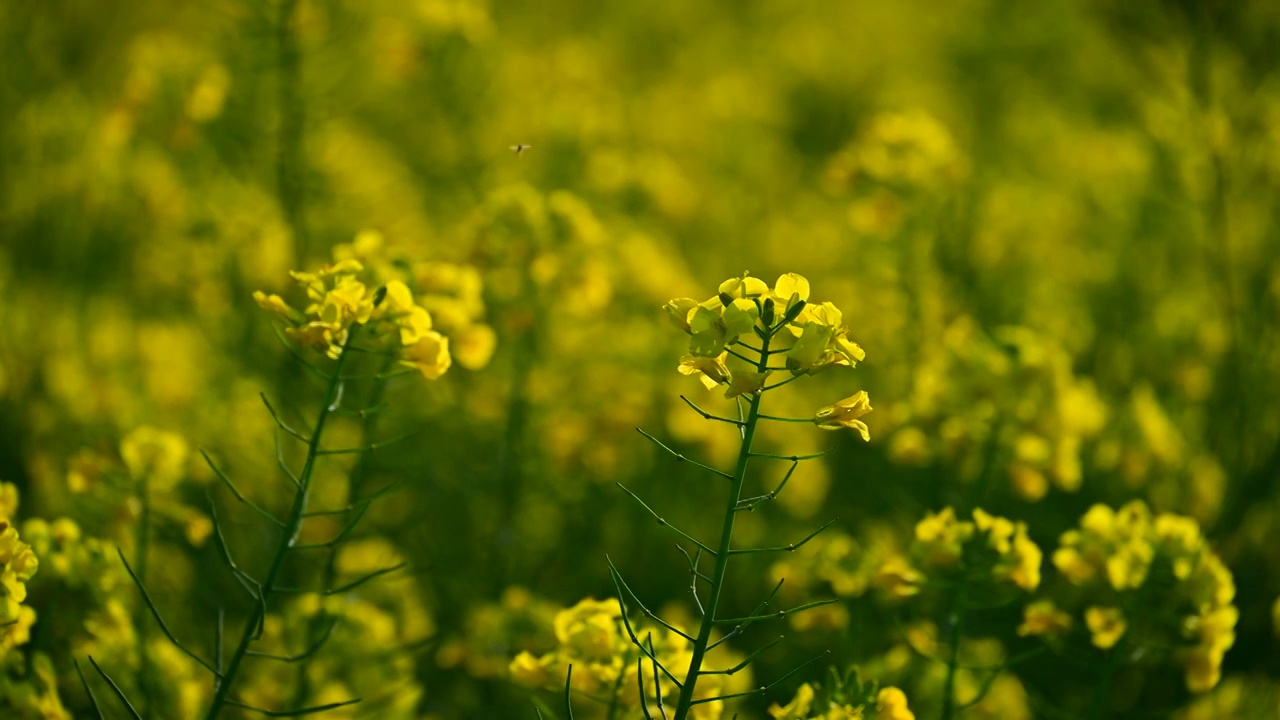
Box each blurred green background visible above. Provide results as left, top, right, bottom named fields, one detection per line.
left=1, top=0, right=1279, bottom=717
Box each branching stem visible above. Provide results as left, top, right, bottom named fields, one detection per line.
left=203, top=331, right=357, bottom=720
left=669, top=328, right=774, bottom=720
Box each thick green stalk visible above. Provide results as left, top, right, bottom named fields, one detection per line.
left=203, top=333, right=356, bottom=720
left=940, top=575, right=969, bottom=720
left=671, top=331, right=772, bottom=720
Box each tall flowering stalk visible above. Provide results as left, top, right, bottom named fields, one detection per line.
left=81, top=260, right=454, bottom=719
left=605, top=273, right=873, bottom=720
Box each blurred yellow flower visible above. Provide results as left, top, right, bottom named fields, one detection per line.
left=120, top=426, right=189, bottom=490
left=1018, top=600, right=1072, bottom=638
left=768, top=682, right=814, bottom=720
left=509, top=650, right=551, bottom=687
left=875, top=555, right=924, bottom=599
left=553, top=597, right=622, bottom=661
left=1085, top=606, right=1126, bottom=650
left=876, top=686, right=914, bottom=720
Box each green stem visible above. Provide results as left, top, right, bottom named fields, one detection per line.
left=1087, top=644, right=1122, bottom=720
left=940, top=574, right=969, bottom=720
left=605, top=662, right=627, bottom=720
left=287, top=354, right=394, bottom=708
left=670, top=330, right=773, bottom=720
left=203, top=332, right=357, bottom=720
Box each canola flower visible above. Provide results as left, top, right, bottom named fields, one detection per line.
left=0, top=510, right=38, bottom=661
left=871, top=507, right=1041, bottom=720
left=1, top=0, right=1277, bottom=714
left=254, top=258, right=453, bottom=379
left=878, top=507, right=1042, bottom=598
left=1046, top=501, right=1236, bottom=693
left=767, top=672, right=916, bottom=720
left=595, top=272, right=874, bottom=720
left=80, top=258, right=466, bottom=719
left=509, top=597, right=750, bottom=719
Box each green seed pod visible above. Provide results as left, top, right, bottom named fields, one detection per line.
left=783, top=297, right=807, bottom=323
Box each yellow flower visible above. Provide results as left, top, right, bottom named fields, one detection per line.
left=0, top=516, right=37, bottom=655
left=452, top=323, right=497, bottom=370
left=770, top=273, right=811, bottom=314
left=509, top=651, right=551, bottom=687
left=664, top=297, right=699, bottom=333
left=1017, top=600, right=1072, bottom=638
left=120, top=426, right=189, bottom=490
left=788, top=322, right=836, bottom=371
left=874, top=556, right=924, bottom=598
left=1050, top=542, right=1095, bottom=585
left=318, top=275, right=374, bottom=328
left=400, top=331, right=452, bottom=380
left=688, top=297, right=760, bottom=357
left=0, top=485, right=16, bottom=520
left=1154, top=513, right=1202, bottom=554
left=974, top=509, right=1016, bottom=553
left=814, top=391, right=873, bottom=440
left=718, top=273, right=770, bottom=301
left=553, top=598, right=622, bottom=661
left=1104, top=539, right=1153, bottom=591
left=252, top=291, right=299, bottom=322
left=1182, top=605, right=1237, bottom=692
left=724, top=370, right=770, bottom=399
left=1085, top=606, right=1126, bottom=649
left=287, top=321, right=343, bottom=356
left=785, top=302, right=865, bottom=375
left=1080, top=504, right=1117, bottom=539
left=378, top=280, right=435, bottom=345
left=768, top=682, right=814, bottom=720
left=916, top=507, right=962, bottom=544
left=1008, top=529, right=1042, bottom=591
left=1184, top=646, right=1224, bottom=694
left=678, top=353, right=731, bottom=390
left=876, top=686, right=914, bottom=720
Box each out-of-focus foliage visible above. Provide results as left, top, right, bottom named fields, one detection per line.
left=1, top=0, right=1279, bottom=717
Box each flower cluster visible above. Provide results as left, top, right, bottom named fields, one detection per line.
left=768, top=673, right=915, bottom=720
left=1044, top=501, right=1236, bottom=692
left=120, top=425, right=190, bottom=491
left=878, top=507, right=1042, bottom=598
left=0, top=511, right=37, bottom=660
left=254, top=259, right=453, bottom=379
left=879, top=321, right=1109, bottom=501
left=668, top=273, right=862, bottom=369
left=666, top=272, right=872, bottom=436
left=509, top=597, right=750, bottom=719
left=332, top=229, right=497, bottom=371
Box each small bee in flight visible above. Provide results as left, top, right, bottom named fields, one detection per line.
left=510, top=144, right=532, bottom=156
